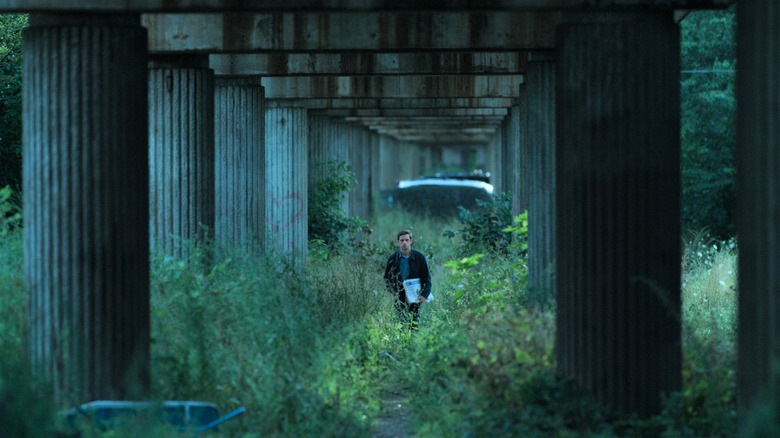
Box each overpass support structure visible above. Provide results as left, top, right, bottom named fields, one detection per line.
left=12, top=0, right=765, bottom=422
left=555, top=11, right=681, bottom=416
left=148, top=55, right=215, bottom=258
left=22, top=14, right=151, bottom=402
left=265, top=105, right=309, bottom=256
left=737, top=0, right=780, bottom=415
left=214, top=76, right=266, bottom=254
left=525, top=57, right=556, bottom=296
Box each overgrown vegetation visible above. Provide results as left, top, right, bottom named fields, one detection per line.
left=444, top=191, right=514, bottom=256
left=680, top=8, right=736, bottom=240
left=0, top=190, right=741, bottom=436
left=308, top=160, right=368, bottom=254
left=0, top=14, right=25, bottom=193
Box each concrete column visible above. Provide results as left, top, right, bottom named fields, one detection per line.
left=398, top=141, right=418, bottom=180
left=505, top=98, right=525, bottom=215
left=737, top=0, right=780, bottom=414
left=501, top=113, right=513, bottom=202
left=555, top=11, right=681, bottom=416
left=348, top=124, right=372, bottom=219
left=526, top=58, right=556, bottom=296
left=308, top=113, right=333, bottom=171
left=488, top=128, right=504, bottom=194
left=380, top=135, right=401, bottom=189
left=149, top=55, right=215, bottom=257
left=370, top=131, right=382, bottom=216
left=23, top=14, right=150, bottom=403
left=265, top=105, right=308, bottom=256
left=326, top=119, right=352, bottom=213
left=214, top=76, right=265, bottom=253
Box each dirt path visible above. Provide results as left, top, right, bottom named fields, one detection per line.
left=372, top=387, right=412, bottom=438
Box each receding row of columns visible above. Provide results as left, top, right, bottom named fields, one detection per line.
left=22, top=15, right=381, bottom=402
left=21, top=4, right=778, bottom=425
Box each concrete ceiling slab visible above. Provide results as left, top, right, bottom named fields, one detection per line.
left=143, top=12, right=559, bottom=53
left=0, top=0, right=734, bottom=12
left=260, top=75, right=523, bottom=99
left=210, top=52, right=528, bottom=76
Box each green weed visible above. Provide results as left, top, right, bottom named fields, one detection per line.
left=0, top=212, right=740, bottom=437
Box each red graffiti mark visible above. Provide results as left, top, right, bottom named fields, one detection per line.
left=265, top=192, right=304, bottom=231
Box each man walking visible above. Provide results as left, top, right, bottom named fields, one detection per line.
left=384, top=230, right=432, bottom=332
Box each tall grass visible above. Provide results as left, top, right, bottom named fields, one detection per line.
left=149, top=239, right=393, bottom=437
left=0, top=211, right=741, bottom=436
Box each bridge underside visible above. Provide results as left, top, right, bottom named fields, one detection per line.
left=13, top=0, right=779, bottom=427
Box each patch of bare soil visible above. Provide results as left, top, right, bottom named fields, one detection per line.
left=372, top=388, right=412, bottom=438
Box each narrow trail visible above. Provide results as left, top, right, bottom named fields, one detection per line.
left=372, top=387, right=412, bottom=438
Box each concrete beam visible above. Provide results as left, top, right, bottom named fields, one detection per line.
left=320, top=108, right=509, bottom=117
left=143, top=12, right=559, bottom=53
left=372, top=126, right=497, bottom=135
left=378, top=132, right=495, bottom=143
left=211, top=52, right=527, bottom=76
left=344, top=116, right=506, bottom=124
left=267, top=98, right=515, bottom=110
left=345, top=114, right=503, bottom=142
left=260, top=75, right=523, bottom=99
left=0, top=0, right=735, bottom=13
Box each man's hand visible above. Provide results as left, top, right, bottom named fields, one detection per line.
left=417, top=295, right=427, bottom=304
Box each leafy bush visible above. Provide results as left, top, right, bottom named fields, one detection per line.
left=0, top=357, right=57, bottom=438
left=308, top=160, right=368, bottom=255
left=0, top=185, right=21, bottom=235
left=0, top=225, right=23, bottom=359
left=445, top=191, right=513, bottom=256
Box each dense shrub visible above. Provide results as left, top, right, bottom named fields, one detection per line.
left=308, top=160, right=368, bottom=254
left=444, top=191, right=514, bottom=256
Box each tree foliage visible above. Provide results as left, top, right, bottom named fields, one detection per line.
left=445, top=191, right=514, bottom=256
left=680, top=8, right=736, bottom=239
left=308, top=160, right=367, bottom=254
left=0, top=14, right=26, bottom=192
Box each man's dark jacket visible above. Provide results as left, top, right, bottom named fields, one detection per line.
left=384, top=249, right=432, bottom=303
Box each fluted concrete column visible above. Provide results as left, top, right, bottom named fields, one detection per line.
left=23, top=14, right=150, bottom=403
left=370, top=131, right=382, bottom=215
left=555, top=11, right=681, bottom=416
left=326, top=119, right=351, bottom=213
left=398, top=141, right=418, bottom=180
left=149, top=55, right=215, bottom=257
left=348, top=124, right=372, bottom=219
left=308, top=113, right=333, bottom=171
left=526, top=57, right=556, bottom=296
left=737, top=0, right=780, bottom=414
left=487, top=130, right=502, bottom=193
left=265, top=105, right=308, bottom=256
left=379, top=135, right=401, bottom=189
left=214, top=76, right=265, bottom=253
left=505, top=98, right=525, bottom=215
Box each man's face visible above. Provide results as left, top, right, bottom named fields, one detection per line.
left=398, top=233, right=412, bottom=254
